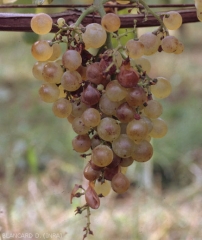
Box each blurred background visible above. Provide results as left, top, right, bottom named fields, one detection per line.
left=0, top=0, right=202, bottom=240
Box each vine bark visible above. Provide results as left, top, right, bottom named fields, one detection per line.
left=0, top=9, right=198, bottom=32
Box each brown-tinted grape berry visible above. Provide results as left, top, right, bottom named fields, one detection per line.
left=126, top=118, right=148, bottom=143
left=91, top=135, right=102, bottom=149
left=132, top=140, right=153, bottom=162
left=92, top=145, right=113, bottom=167
left=72, top=134, right=91, bottom=153
left=120, top=157, right=134, bottom=167
left=71, top=99, right=89, bottom=117
left=104, top=165, right=119, bottom=181
left=116, top=102, right=135, bottom=123
left=83, top=162, right=101, bottom=181
left=112, top=134, right=134, bottom=158
left=99, top=57, right=116, bottom=76
left=111, top=172, right=130, bottom=194
left=99, top=93, right=122, bottom=116
left=107, top=153, right=122, bottom=168
left=89, top=160, right=104, bottom=171
left=81, top=84, right=101, bottom=106
left=97, top=117, right=121, bottom=142
left=126, top=86, right=147, bottom=107
left=86, top=62, right=104, bottom=85
left=117, top=65, right=139, bottom=88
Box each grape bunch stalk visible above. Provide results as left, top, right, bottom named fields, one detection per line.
left=30, top=0, right=184, bottom=238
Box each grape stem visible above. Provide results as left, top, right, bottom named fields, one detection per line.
left=74, top=203, right=93, bottom=239
left=94, top=0, right=113, bottom=49
left=74, top=5, right=95, bottom=27
left=134, top=63, right=153, bottom=96
left=132, top=0, right=169, bottom=34
left=84, top=205, right=93, bottom=238
left=112, top=28, right=136, bottom=43
left=74, top=0, right=113, bottom=49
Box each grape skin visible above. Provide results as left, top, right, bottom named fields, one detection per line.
left=82, top=108, right=101, bottom=128
left=72, top=134, right=91, bottom=153
left=91, top=135, right=102, bottom=150
left=139, top=32, right=161, bottom=55
left=112, top=134, right=134, bottom=158
left=151, top=77, right=172, bottom=99
left=72, top=117, right=90, bottom=135
left=86, top=62, right=104, bottom=85
left=61, top=71, right=82, bottom=92
left=42, top=61, right=64, bottom=84
left=144, top=100, right=163, bottom=119
left=52, top=98, right=72, bottom=118
left=39, top=83, right=59, bottom=103
left=71, top=100, right=89, bottom=118
left=174, top=42, right=184, bottom=54
left=83, top=162, right=101, bottom=181
left=99, top=93, right=122, bottom=116
left=131, top=57, right=151, bottom=73
left=32, top=61, right=46, bottom=81
left=92, top=145, right=113, bottom=167
left=116, top=102, right=135, bottom=123
left=120, top=157, right=134, bottom=167
left=126, top=39, right=145, bottom=59
left=126, top=118, right=148, bottom=143
left=94, top=180, right=111, bottom=197
left=111, top=172, right=130, bottom=194
left=126, top=86, right=147, bottom=107
left=57, top=18, right=66, bottom=28
left=58, top=85, right=66, bottom=98
left=195, top=0, right=202, bottom=11
left=97, top=117, right=121, bottom=142
left=105, top=80, right=127, bottom=102
left=101, top=13, right=121, bottom=33
left=47, top=43, right=61, bottom=61
left=31, top=40, right=53, bottom=61
left=161, top=36, right=179, bottom=53
left=132, top=140, right=153, bottom=162
left=163, top=11, right=182, bottom=30
left=31, top=13, right=53, bottom=35
left=82, top=23, right=107, bottom=49
left=62, top=50, right=82, bottom=71
left=149, top=118, right=168, bottom=138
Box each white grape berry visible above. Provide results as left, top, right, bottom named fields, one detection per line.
left=31, top=40, right=53, bottom=61
left=139, top=32, right=161, bottom=55
left=62, top=50, right=82, bottom=71
left=101, top=13, right=121, bottom=32
left=31, top=13, right=52, bottom=35
left=163, top=11, right=182, bottom=30
left=126, top=39, right=145, bottom=59
left=82, top=23, right=107, bottom=49
left=161, top=36, right=179, bottom=53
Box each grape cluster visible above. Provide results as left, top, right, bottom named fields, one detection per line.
left=30, top=6, right=183, bottom=238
